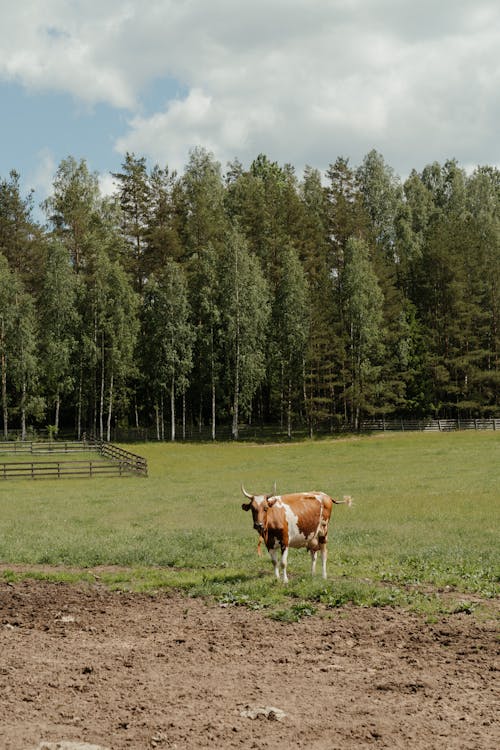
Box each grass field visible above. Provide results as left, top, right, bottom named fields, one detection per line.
left=0, top=431, right=498, bottom=619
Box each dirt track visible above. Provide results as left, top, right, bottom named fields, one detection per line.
left=0, top=580, right=498, bottom=750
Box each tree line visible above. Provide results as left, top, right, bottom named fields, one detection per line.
left=0, top=148, right=499, bottom=440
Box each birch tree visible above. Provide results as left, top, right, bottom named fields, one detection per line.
left=190, top=242, right=222, bottom=439
left=272, top=245, right=309, bottom=437
left=219, top=227, right=270, bottom=439
left=38, top=240, right=78, bottom=432
left=141, top=260, right=194, bottom=441
left=0, top=255, right=20, bottom=437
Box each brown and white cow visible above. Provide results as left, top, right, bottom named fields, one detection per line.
left=241, top=486, right=351, bottom=583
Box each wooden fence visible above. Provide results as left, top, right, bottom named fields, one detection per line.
left=0, top=439, right=147, bottom=480
left=0, top=440, right=90, bottom=454
left=360, top=418, right=500, bottom=432
left=90, top=438, right=148, bottom=476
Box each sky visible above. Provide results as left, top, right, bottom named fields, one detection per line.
left=0, top=0, right=499, bottom=210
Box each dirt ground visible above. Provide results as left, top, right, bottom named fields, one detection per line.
left=0, top=579, right=498, bottom=750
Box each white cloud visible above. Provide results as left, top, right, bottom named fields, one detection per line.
left=0, top=0, right=137, bottom=107
left=98, top=172, right=120, bottom=198
left=1, top=0, right=499, bottom=175
left=27, top=147, right=56, bottom=197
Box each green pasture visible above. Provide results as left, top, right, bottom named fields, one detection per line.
left=0, top=431, right=498, bottom=618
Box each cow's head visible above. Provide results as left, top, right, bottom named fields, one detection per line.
left=241, top=485, right=277, bottom=533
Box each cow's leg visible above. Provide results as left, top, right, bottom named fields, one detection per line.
left=280, top=546, right=289, bottom=583
left=269, top=548, right=280, bottom=581
left=310, top=549, right=318, bottom=576
left=320, top=543, right=328, bottom=579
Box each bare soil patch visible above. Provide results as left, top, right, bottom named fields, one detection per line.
left=0, top=580, right=498, bottom=749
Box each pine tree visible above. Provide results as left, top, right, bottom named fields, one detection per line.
left=0, top=170, right=42, bottom=290
left=112, top=153, right=152, bottom=291
left=342, top=237, right=384, bottom=429
left=180, top=147, right=227, bottom=258
left=44, top=157, right=101, bottom=274
left=146, top=164, right=183, bottom=272
left=299, top=164, right=344, bottom=433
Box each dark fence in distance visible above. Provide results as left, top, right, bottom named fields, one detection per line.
left=2, top=418, right=499, bottom=450
left=0, top=439, right=148, bottom=480
left=110, top=417, right=500, bottom=443
left=360, top=418, right=500, bottom=432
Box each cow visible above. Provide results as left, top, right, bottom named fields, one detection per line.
left=241, top=486, right=352, bottom=583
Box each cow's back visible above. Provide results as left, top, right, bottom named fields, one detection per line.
left=277, top=492, right=332, bottom=549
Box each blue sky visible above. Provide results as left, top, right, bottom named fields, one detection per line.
left=1, top=82, right=125, bottom=176
left=0, top=0, right=499, bottom=213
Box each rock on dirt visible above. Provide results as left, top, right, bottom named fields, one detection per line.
left=240, top=705, right=287, bottom=721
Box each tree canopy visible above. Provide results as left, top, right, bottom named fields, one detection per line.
left=1, top=149, right=499, bottom=439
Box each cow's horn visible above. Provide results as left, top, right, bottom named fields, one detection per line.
left=272, top=481, right=277, bottom=495
left=241, top=484, right=253, bottom=499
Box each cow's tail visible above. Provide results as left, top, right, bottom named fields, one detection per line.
left=333, top=495, right=353, bottom=507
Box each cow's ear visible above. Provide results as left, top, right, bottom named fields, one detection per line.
left=241, top=502, right=251, bottom=511
left=267, top=497, right=277, bottom=507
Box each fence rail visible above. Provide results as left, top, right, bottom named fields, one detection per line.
left=0, top=439, right=148, bottom=480
left=360, top=418, right=500, bottom=432
left=0, top=440, right=91, bottom=454
left=0, top=460, right=134, bottom=480
left=89, top=439, right=148, bottom=476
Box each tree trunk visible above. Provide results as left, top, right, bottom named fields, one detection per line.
left=232, top=248, right=240, bottom=441
left=170, top=374, right=176, bottom=442
left=211, top=381, right=216, bottom=441
left=287, top=376, right=292, bottom=439
left=211, top=332, right=216, bottom=441
left=21, top=377, right=27, bottom=441
left=77, top=362, right=83, bottom=440
left=232, top=349, right=239, bottom=440
left=155, top=403, right=160, bottom=441
left=106, top=370, right=114, bottom=442
left=280, top=362, right=284, bottom=431
left=1, top=318, right=8, bottom=439
left=99, top=334, right=105, bottom=440
left=198, top=394, right=203, bottom=436
left=55, top=392, right=60, bottom=434
left=182, top=391, right=186, bottom=441
left=160, top=393, right=165, bottom=441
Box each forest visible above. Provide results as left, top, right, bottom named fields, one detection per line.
left=0, top=148, right=499, bottom=440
